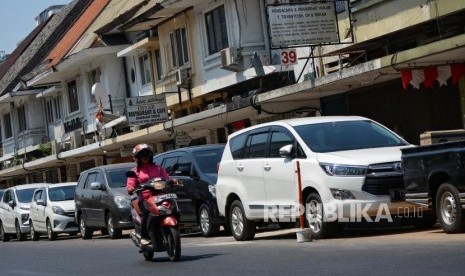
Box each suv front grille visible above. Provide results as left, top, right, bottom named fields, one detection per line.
left=362, top=162, right=404, bottom=195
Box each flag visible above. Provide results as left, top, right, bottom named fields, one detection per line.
left=401, top=63, right=465, bottom=90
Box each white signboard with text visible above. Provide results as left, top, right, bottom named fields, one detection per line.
left=125, top=95, right=169, bottom=126
left=267, top=2, right=338, bottom=48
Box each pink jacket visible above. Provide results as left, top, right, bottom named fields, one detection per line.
left=127, top=163, right=170, bottom=200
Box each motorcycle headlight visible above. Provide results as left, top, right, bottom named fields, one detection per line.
left=52, top=206, right=65, bottom=215
left=320, top=163, right=367, bottom=176
left=114, top=196, right=131, bottom=208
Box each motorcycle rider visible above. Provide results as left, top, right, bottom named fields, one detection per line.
left=127, top=143, right=170, bottom=246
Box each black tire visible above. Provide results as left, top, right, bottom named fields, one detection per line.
left=0, top=222, right=10, bottom=242
left=304, top=193, right=343, bottom=239
left=79, top=215, right=93, bottom=239
left=229, top=200, right=256, bottom=241
left=15, top=221, right=27, bottom=241
left=166, top=227, right=181, bottom=261
left=106, top=213, right=122, bottom=239
left=47, top=219, right=58, bottom=241
left=198, top=204, right=220, bottom=237
left=436, top=184, right=465, bottom=233
left=30, top=221, right=40, bottom=241
left=143, top=250, right=154, bottom=261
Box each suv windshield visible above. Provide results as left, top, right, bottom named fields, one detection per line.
left=107, top=168, right=132, bottom=188
left=49, top=185, right=76, bottom=201
left=193, top=148, right=224, bottom=173
left=294, top=120, right=407, bottom=153
left=16, top=188, right=37, bottom=203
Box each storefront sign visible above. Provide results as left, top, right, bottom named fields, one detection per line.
left=267, top=2, right=338, bottom=48
left=125, top=95, right=169, bottom=126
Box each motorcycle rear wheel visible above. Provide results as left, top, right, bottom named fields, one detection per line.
left=166, top=227, right=181, bottom=261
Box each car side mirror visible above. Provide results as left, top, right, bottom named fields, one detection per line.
left=126, top=171, right=137, bottom=178
left=37, top=199, right=46, bottom=206
left=169, top=163, right=180, bottom=174
left=279, top=144, right=294, bottom=158
left=90, top=182, right=104, bottom=190
left=8, top=200, right=15, bottom=208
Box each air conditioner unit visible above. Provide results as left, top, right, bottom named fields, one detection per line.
left=69, top=130, right=82, bottom=149
left=176, top=68, right=190, bottom=88
left=220, top=47, right=242, bottom=71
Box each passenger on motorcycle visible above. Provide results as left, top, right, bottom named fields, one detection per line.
left=127, top=143, right=170, bottom=246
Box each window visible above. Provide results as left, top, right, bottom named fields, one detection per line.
left=46, top=100, right=53, bottom=123
left=18, top=105, right=27, bottom=132
left=138, top=53, right=152, bottom=86
left=54, top=95, right=62, bottom=120
left=170, top=27, right=189, bottom=68
left=155, top=49, right=163, bottom=81
left=3, top=113, right=12, bottom=138
left=244, top=132, right=268, bottom=158
left=205, top=5, right=229, bottom=55
left=88, top=67, right=101, bottom=94
left=230, top=132, right=248, bottom=159
left=269, top=131, right=294, bottom=158
left=67, top=80, right=79, bottom=113
left=84, top=172, right=97, bottom=190
left=33, top=190, right=42, bottom=202
left=335, top=0, right=345, bottom=13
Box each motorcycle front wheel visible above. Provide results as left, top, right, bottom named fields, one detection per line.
left=165, top=227, right=181, bottom=261
left=143, top=250, right=154, bottom=261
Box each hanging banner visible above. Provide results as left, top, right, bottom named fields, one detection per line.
left=401, top=63, right=465, bottom=89
left=125, top=95, right=169, bottom=126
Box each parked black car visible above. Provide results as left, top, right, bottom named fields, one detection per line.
left=75, top=163, right=135, bottom=239
left=153, top=144, right=226, bottom=237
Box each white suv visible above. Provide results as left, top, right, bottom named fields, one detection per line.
left=29, top=182, right=78, bottom=241
left=216, top=116, right=414, bottom=240
left=0, top=183, right=48, bottom=241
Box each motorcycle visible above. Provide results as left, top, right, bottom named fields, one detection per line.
left=126, top=172, right=182, bottom=261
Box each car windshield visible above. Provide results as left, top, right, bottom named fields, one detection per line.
left=49, top=185, right=76, bottom=201
left=16, top=188, right=37, bottom=203
left=294, top=120, right=407, bottom=153
left=107, top=168, right=132, bottom=188
left=193, top=148, right=224, bottom=173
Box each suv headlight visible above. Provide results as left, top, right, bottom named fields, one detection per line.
left=208, top=185, right=216, bottom=198
left=114, top=196, right=131, bottom=208
left=52, top=206, right=65, bottom=215
left=320, top=163, right=367, bottom=176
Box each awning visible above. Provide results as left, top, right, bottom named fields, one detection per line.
left=0, top=89, right=44, bottom=104
left=117, top=37, right=158, bottom=57
left=103, top=116, right=128, bottom=129
left=27, top=45, right=128, bottom=87
left=35, top=85, right=62, bottom=98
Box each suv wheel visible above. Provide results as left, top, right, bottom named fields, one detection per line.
left=106, top=213, right=122, bottom=239
left=0, top=222, right=10, bottom=242
left=199, top=204, right=220, bottom=237
left=229, top=200, right=255, bottom=241
left=15, top=221, right=27, bottom=241
left=305, top=193, right=343, bottom=239
left=436, top=183, right=465, bottom=233
left=30, top=221, right=40, bottom=241
left=79, top=216, right=93, bottom=239
left=47, top=219, right=58, bottom=241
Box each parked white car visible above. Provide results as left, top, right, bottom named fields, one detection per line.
left=216, top=116, right=415, bottom=240
left=29, top=182, right=78, bottom=241
left=0, top=183, right=48, bottom=241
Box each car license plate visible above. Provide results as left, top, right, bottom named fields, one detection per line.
left=390, top=189, right=405, bottom=202
left=155, top=193, right=177, bottom=203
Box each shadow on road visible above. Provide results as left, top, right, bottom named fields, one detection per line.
left=149, top=253, right=224, bottom=262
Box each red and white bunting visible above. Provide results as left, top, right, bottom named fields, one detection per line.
left=401, top=63, right=465, bottom=90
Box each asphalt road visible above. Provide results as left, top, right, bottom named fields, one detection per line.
left=0, top=225, right=464, bottom=276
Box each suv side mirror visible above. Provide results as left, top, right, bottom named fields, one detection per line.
left=91, top=182, right=104, bottom=190
left=36, top=199, right=46, bottom=206
left=279, top=144, right=294, bottom=158
left=8, top=200, right=15, bottom=208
